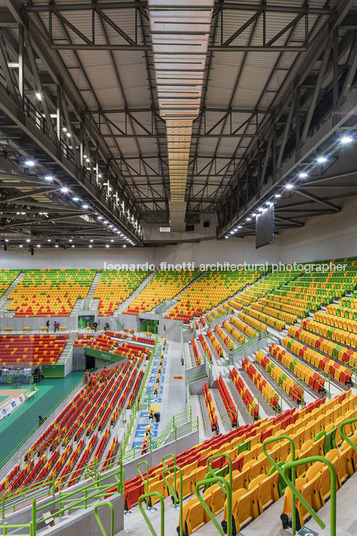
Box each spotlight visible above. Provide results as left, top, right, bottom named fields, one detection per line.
left=44, top=175, right=54, bottom=182
left=275, top=193, right=281, bottom=198
left=110, top=239, right=114, bottom=243
left=55, top=245, right=59, bottom=248
left=90, top=239, right=93, bottom=243
left=35, top=92, right=42, bottom=100
left=298, top=172, right=308, bottom=179
left=89, top=245, right=93, bottom=248
left=285, top=184, right=294, bottom=190
left=47, top=239, right=51, bottom=243
left=69, top=239, right=73, bottom=243
left=61, top=187, right=69, bottom=194
left=24, top=160, right=35, bottom=167
left=340, top=135, right=353, bottom=145
left=82, top=204, right=89, bottom=209
left=62, top=127, right=67, bottom=132
left=26, top=238, right=31, bottom=243
left=72, top=197, right=79, bottom=202
left=71, top=244, right=75, bottom=248
left=5, top=239, right=9, bottom=243
left=36, top=244, right=41, bottom=248
left=106, top=244, right=110, bottom=248
left=317, top=156, right=327, bottom=163
left=19, top=245, right=23, bottom=248
left=97, top=216, right=103, bottom=221
left=123, top=245, right=127, bottom=248
left=66, top=132, right=71, bottom=138
left=237, top=225, right=242, bottom=229
left=230, top=230, right=235, bottom=234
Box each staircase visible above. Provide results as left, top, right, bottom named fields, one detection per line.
left=69, top=273, right=102, bottom=317
left=57, top=332, right=78, bottom=365
left=115, top=270, right=157, bottom=314
left=0, top=272, right=25, bottom=318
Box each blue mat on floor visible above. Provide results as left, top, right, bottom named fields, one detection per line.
left=140, top=411, right=150, bottom=418
left=136, top=423, right=159, bottom=430
left=147, top=386, right=164, bottom=395
left=135, top=430, right=158, bottom=438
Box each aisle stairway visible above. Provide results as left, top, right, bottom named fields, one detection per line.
left=57, top=332, right=78, bottom=365
left=116, top=270, right=157, bottom=314
left=0, top=272, right=25, bottom=318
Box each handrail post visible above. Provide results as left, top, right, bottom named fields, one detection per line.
left=137, top=460, right=149, bottom=509
left=138, top=492, right=164, bottom=536
left=195, top=476, right=232, bottom=536
left=162, top=465, right=183, bottom=536
left=283, top=456, right=337, bottom=536
left=262, top=435, right=296, bottom=534
left=94, top=501, right=115, bottom=536
left=31, top=500, right=36, bottom=536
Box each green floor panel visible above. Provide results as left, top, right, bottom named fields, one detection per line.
left=0, top=395, right=8, bottom=403
left=0, top=371, right=83, bottom=464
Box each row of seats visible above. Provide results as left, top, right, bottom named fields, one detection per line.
left=302, top=317, right=357, bottom=348
left=93, top=270, right=150, bottom=316
left=242, top=358, right=279, bottom=411
left=314, top=310, right=357, bottom=333
left=222, top=320, right=245, bottom=344
left=207, top=329, right=223, bottom=357
left=166, top=269, right=263, bottom=322
left=191, top=338, right=201, bottom=366
left=258, top=296, right=308, bottom=319
left=215, top=324, right=234, bottom=350
left=230, top=269, right=302, bottom=311
left=326, top=303, right=357, bottom=319
left=198, top=334, right=213, bottom=363
left=216, top=375, right=238, bottom=427
left=0, top=334, right=67, bottom=365
left=269, top=343, right=325, bottom=393
left=202, top=383, right=218, bottom=432
left=242, top=306, right=285, bottom=330
left=7, top=269, right=97, bottom=317
left=282, top=336, right=352, bottom=385
left=230, top=315, right=257, bottom=339
left=125, top=270, right=200, bottom=314
left=288, top=325, right=357, bottom=367
left=237, top=311, right=267, bottom=332
left=250, top=302, right=297, bottom=324
left=255, top=350, right=302, bottom=403
left=230, top=367, right=259, bottom=419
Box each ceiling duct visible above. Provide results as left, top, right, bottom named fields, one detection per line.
left=148, top=0, right=214, bottom=232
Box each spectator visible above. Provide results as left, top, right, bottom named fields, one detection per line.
left=46, top=320, right=50, bottom=328
left=38, top=415, right=43, bottom=426
left=93, top=321, right=98, bottom=332
left=154, top=411, right=160, bottom=423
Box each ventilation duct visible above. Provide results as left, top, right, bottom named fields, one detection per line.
left=148, top=0, right=214, bottom=232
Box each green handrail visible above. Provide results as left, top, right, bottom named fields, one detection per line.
left=162, top=465, right=183, bottom=536
left=338, top=416, right=357, bottom=452
left=94, top=501, right=115, bottom=536
left=195, top=476, right=232, bottom=536
left=207, top=454, right=232, bottom=495
left=282, top=456, right=337, bottom=536
left=138, top=492, right=164, bottom=536
left=1, top=521, right=33, bottom=536
left=136, top=460, right=149, bottom=508
left=263, top=435, right=296, bottom=532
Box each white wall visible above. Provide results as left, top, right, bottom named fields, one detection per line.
left=0, top=197, right=356, bottom=269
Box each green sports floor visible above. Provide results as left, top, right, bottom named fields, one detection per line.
left=0, top=371, right=83, bottom=464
